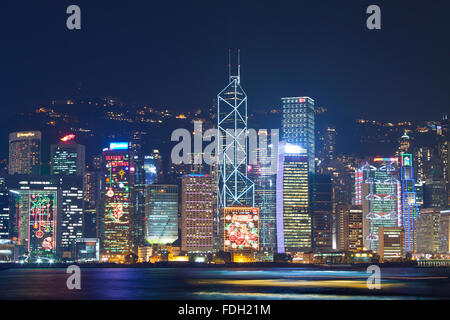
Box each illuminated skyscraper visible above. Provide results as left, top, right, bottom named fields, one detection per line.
left=400, top=153, right=419, bottom=252
left=276, top=141, right=312, bottom=253
left=311, top=174, right=333, bottom=252
left=8, top=177, right=59, bottom=257
left=416, top=208, right=440, bottom=254
left=145, top=184, right=178, bottom=245
left=217, top=52, right=254, bottom=213
left=50, top=135, right=85, bottom=176
left=337, top=204, right=364, bottom=252
left=181, top=174, right=215, bottom=253
left=9, top=131, right=41, bottom=175
left=102, top=142, right=135, bottom=261
left=248, top=130, right=277, bottom=252
left=281, top=97, right=315, bottom=173
left=355, top=158, right=401, bottom=252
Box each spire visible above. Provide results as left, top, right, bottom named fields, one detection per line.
left=228, top=49, right=241, bottom=84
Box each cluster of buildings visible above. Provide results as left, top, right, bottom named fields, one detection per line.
left=0, top=70, right=449, bottom=265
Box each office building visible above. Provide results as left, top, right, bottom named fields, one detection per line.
left=416, top=208, right=441, bottom=254
left=400, top=153, right=419, bottom=252
left=102, top=142, right=135, bottom=261
left=276, top=141, right=312, bottom=253
left=0, top=177, right=9, bottom=239
left=181, top=174, right=215, bottom=253
left=145, top=184, right=178, bottom=245
left=355, top=157, right=401, bottom=252
left=50, top=135, right=86, bottom=176
left=378, top=227, right=405, bottom=261
left=248, top=130, right=277, bottom=252
left=281, top=97, right=315, bottom=173
left=9, top=131, right=41, bottom=175
left=217, top=64, right=254, bottom=212
left=311, top=174, right=333, bottom=252
left=337, top=204, right=363, bottom=252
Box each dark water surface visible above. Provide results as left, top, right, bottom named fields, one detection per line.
left=0, top=267, right=449, bottom=300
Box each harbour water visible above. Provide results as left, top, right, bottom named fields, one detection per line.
left=0, top=266, right=449, bottom=300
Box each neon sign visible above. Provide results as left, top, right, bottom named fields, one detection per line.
left=60, top=134, right=76, bottom=142
left=109, top=142, right=129, bottom=150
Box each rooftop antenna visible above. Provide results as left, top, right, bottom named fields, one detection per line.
left=237, top=49, right=241, bottom=84
left=228, top=48, right=231, bottom=81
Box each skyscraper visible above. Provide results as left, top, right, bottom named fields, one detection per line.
left=276, top=141, right=312, bottom=254
left=102, top=142, right=135, bottom=262
left=400, top=153, right=419, bottom=253
left=9, top=131, right=41, bottom=175
left=217, top=54, right=254, bottom=211
left=248, top=130, right=277, bottom=252
left=50, top=135, right=86, bottom=176
left=311, top=174, right=333, bottom=252
left=8, top=177, right=59, bottom=258
left=0, top=178, right=9, bottom=240
left=356, top=158, right=401, bottom=252
left=145, top=184, right=178, bottom=245
left=181, top=174, right=215, bottom=253
left=281, top=97, right=315, bottom=173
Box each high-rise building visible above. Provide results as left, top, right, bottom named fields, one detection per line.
left=336, top=204, right=350, bottom=251
left=248, top=130, right=277, bottom=252
left=416, top=208, right=441, bottom=254
left=217, top=60, right=254, bottom=212
left=356, top=157, right=401, bottom=252
left=8, top=177, right=59, bottom=257
left=439, top=210, right=450, bottom=253
left=276, top=141, right=312, bottom=253
left=9, top=131, right=41, bottom=175
left=58, top=176, right=84, bottom=256
left=83, top=171, right=100, bottom=238
left=336, top=204, right=363, bottom=252
left=311, top=174, right=333, bottom=252
left=181, top=174, right=215, bottom=253
left=378, top=227, right=405, bottom=261
left=400, top=153, right=419, bottom=252
left=0, top=178, right=9, bottom=239
left=101, top=142, right=135, bottom=261
left=145, top=184, right=178, bottom=245
left=50, top=135, right=85, bottom=176
left=281, top=97, right=315, bottom=173
left=7, top=175, right=84, bottom=257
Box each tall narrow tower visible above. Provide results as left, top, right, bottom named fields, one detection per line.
left=217, top=50, right=254, bottom=212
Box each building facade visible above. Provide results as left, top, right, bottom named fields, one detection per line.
left=281, top=97, right=315, bottom=173
left=181, top=174, right=215, bottom=253
left=9, top=131, right=41, bottom=175
left=102, top=142, right=135, bottom=261
left=145, top=184, right=178, bottom=245
left=276, top=142, right=312, bottom=253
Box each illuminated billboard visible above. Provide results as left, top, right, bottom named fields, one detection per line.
left=109, top=142, right=129, bottom=150
left=28, top=191, right=57, bottom=254
left=223, top=207, right=259, bottom=251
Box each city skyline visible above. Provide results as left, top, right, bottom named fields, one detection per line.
left=0, top=0, right=449, bottom=304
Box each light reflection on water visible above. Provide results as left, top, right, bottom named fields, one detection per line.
left=0, top=267, right=448, bottom=300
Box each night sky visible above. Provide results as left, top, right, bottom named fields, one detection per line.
left=1, top=0, right=449, bottom=122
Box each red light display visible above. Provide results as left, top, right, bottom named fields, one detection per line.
left=224, top=209, right=259, bottom=251
left=60, top=134, right=76, bottom=142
